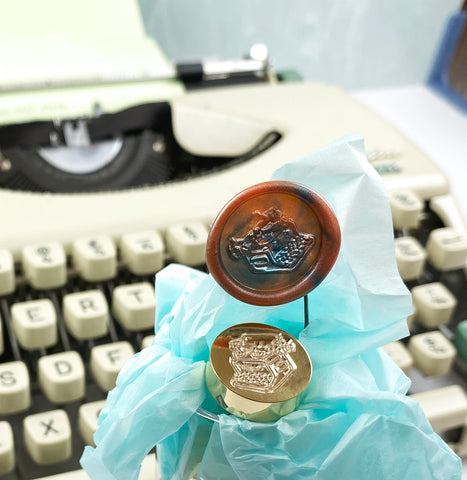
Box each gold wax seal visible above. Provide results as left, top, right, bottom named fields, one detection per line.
left=206, top=323, right=312, bottom=421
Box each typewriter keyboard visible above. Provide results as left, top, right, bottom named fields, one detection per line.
left=0, top=196, right=467, bottom=479
left=0, top=223, right=210, bottom=480
left=383, top=190, right=467, bottom=459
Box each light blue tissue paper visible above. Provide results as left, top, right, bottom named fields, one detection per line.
left=198, top=351, right=460, bottom=480
left=80, top=347, right=206, bottom=480
left=81, top=135, right=461, bottom=479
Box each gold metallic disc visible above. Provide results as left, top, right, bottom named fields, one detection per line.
left=206, top=323, right=312, bottom=421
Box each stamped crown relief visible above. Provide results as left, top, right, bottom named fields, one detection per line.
left=228, top=332, right=297, bottom=393
left=228, top=207, right=315, bottom=273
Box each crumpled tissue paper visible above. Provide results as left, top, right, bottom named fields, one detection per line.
left=81, top=135, right=461, bottom=479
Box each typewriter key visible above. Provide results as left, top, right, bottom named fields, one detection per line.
left=206, top=323, right=312, bottom=421
left=206, top=181, right=340, bottom=306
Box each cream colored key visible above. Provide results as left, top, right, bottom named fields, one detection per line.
left=393, top=236, right=426, bottom=281
left=90, top=341, right=135, bottom=391
left=24, top=409, right=71, bottom=465
left=411, top=282, right=457, bottom=328
left=0, top=361, right=30, bottom=414
left=38, top=351, right=85, bottom=404
left=35, top=453, right=159, bottom=479
left=11, top=299, right=57, bottom=350
left=166, top=222, right=208, bottom=266
left=0, top=421, right=15, bottom=476
left=22, top=242, right=66, bottom=290
left=63, top=290, right=109, bottom=340
left=382, top=341, right=413, bottom=375
left=410, top=385, right=467, bottom=432
left=72, top=235, right=117, bottom=282
left=388, top=189, right=423, bottom=230
left=426, top=227, right=467, bottom=271
left=141, top=454, right=159, bottom=480
left=0, top=249, right=15, bottom=296
left=112, top=282, right=156, bottom=331
left=142, top=335, right=155, bottom=349
left=78, top=399, right=106, bottom=446
left=120, top=231, right=164, bottom=275
left=408, top=331, right=456, bottom=376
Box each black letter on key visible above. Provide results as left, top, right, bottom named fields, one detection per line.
left=0, top=371, right=16, bottom=386
left=26, top=307, right=42, bottom=322
left=137, top=238, right=153, bottom=250
left=128, top=289, right=143, bottom=303
left=79, top=299, right=97, bottom=312
left=107, top=350, right=121, bottom=364
left=41, top=419, right=59, bottom=436
left=54, top=361, right=72, bottom=375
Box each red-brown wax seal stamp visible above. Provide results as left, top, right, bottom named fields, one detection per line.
left=206, top=181, right=341, bottom=306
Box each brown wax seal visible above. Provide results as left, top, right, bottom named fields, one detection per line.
left=206, top=181, right=341, bottom=306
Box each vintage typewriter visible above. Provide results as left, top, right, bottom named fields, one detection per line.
left=1, top=2, right=467, bottom=479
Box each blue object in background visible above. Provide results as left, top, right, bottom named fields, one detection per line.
left=80, top=136, right=461, bottom=480
left=428, top=10, right=467, bottom=112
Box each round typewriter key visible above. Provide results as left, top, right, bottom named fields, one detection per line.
left=206, top=323, right=312, bottom=421
left=206, top=181, right=340, bottom=306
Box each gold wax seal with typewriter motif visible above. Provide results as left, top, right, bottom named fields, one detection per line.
left=206, top=323, right=312, bottom=421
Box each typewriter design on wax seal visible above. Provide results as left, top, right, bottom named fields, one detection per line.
left=229, top=330, right=298, bottom=393
left=228, top=207, right=316, bottom=274
left=204, top=180, right=340, bottom=421
left=206, top=180, right=340, bottom=307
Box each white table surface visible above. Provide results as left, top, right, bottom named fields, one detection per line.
left=354, top=85, right=467, bottom=225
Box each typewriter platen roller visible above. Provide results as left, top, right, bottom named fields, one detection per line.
left=0, top=79, right=453, bottom=260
